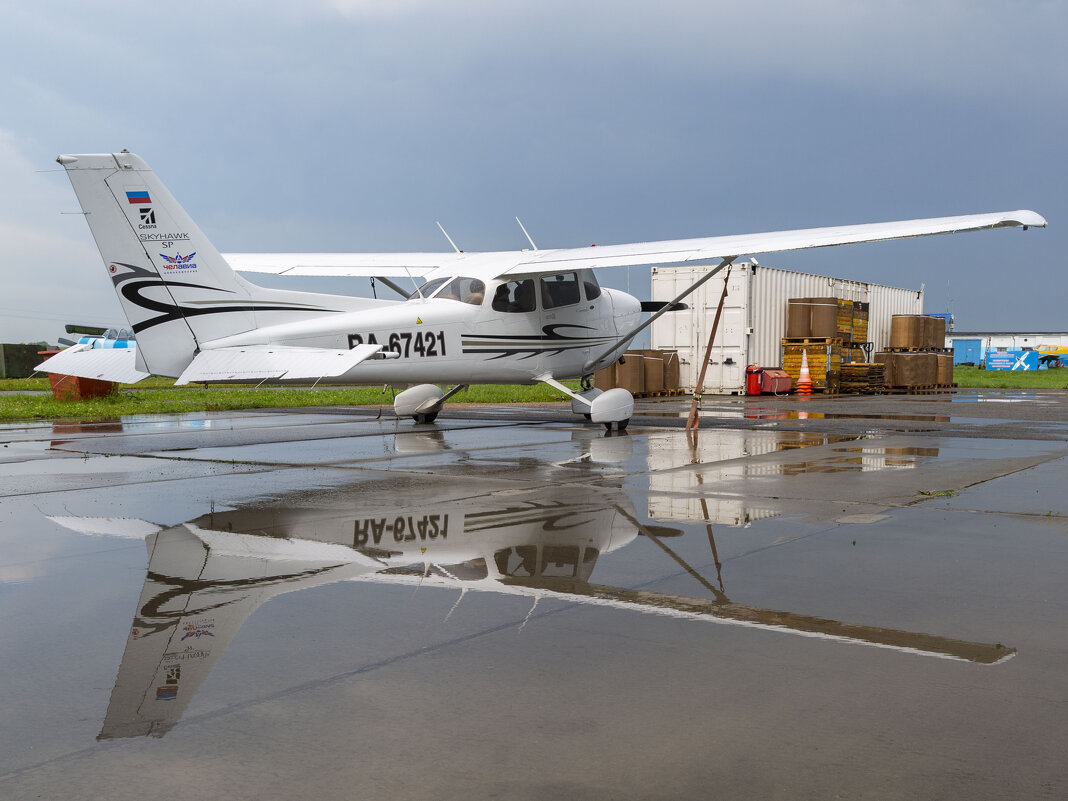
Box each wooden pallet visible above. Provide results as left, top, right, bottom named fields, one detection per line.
left=839, top=362, right=885, bottom=394
left=796, top=379, right=841, bottom=395
left=883, top=385, right=953, bottom=395
left=782, top=337, right=844, bottom=345
left=884, top=347, right=952, bottom=354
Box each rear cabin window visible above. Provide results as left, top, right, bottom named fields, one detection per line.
left=491, top=279, right=537, bottom=313
left=435, top=277, right=486, bottom=305
left=539, top=273, right=581, bottom=309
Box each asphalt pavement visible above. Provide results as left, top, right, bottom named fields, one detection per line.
left=1, top=388, right=1065, bottom=800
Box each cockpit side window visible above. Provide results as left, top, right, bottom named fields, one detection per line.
left=579, top=268, right=601, bottom=300
left=435, top=277, right=486, bottom=305
left=490, top=279, right=537, bottom=313
left=539, top=273, right=581, bottom=309
left=405, top=277, right=447, bottom=301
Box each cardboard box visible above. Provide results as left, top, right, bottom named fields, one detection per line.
left=615, top=353, right=645, bottom=395
left=640, top=350, right=665, bottom=393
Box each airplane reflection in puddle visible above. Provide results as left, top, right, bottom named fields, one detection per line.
left=49, top=483, right=1012, bottom=740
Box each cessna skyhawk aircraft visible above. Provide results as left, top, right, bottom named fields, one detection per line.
left=40, top=152, right=1046, bottom=429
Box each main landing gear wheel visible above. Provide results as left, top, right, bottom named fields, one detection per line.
left=413, top=412, right=439, bottom=424
left=603, top=419, right=629, bottom=432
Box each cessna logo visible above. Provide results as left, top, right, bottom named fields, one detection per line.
left=138, top=207, right=156, bottom=228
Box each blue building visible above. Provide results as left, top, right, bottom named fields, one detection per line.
left=946, top=331, right=1068, bottom=368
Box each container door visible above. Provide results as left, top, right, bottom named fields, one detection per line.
left=696, top=270, right=748, bottom=393
left=953, top=339, right=981, bottom=365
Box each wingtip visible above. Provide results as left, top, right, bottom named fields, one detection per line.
left=1009, top=210, right=1047, bottom=229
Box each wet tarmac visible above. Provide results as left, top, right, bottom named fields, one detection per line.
left=1, top=389, right=1066, bottom=800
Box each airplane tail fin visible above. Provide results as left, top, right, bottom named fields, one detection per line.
left=58, top=152, right=358, bottom=377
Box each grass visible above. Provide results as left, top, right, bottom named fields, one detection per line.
left=0, top=376, right=178, bottom=391
left=0, top=378, right=579, bottom=422
left=952, top=366, right=1068, bottom=390
left=3, top=365, right=1064, bottom=423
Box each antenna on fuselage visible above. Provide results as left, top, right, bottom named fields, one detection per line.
left=516, top=217, right=538, bottom=251
left=436, top=222, right=463, bottom=254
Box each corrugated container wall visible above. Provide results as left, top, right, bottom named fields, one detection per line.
left=650, top=262, right=923, bottom=393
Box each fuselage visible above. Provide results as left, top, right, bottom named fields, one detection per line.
left=207, top=270, right=642, bottom=385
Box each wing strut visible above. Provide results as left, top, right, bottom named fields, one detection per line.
left=686, top=262, right=734, bottom=432
left=374, top=275, right=410, bottom=298
left=583, top=256, right=738, bottom=374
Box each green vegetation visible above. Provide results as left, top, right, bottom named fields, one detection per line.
left=0, top=379, right=577, bottom=422
left=0, top=376, right=178, bottom=391
left=952, top=366, right=1068, bottom=390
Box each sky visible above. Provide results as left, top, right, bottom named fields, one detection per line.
left=0, top=0, right=1064, bottom=344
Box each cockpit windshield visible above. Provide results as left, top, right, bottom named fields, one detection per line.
left=405, top=276, right=486, bottom=305
left=405, top=277, right=448, bottom=301
left=435, top=277, right=486, bottom=305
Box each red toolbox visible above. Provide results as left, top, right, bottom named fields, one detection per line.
left=760, top=369, right=792, bottom=394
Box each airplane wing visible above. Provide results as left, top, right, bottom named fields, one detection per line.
left=174, top=343, right=386, bottom=385
left=34, top=343, right=151, bottom=384
left=222, top=210, right=1045, bottom=281
left=224, top=252, right=461, bottom=278
left=496, top=210, right=1047, bottom=277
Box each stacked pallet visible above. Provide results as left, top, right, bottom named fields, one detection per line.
left=840, top=362, right=886, bottom=394
left=594, top=350, right=681, bottom=397
left=780, top=337, right=842, bottom=393
left=875, top=315, right=954, bottom=392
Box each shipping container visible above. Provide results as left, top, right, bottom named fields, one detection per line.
left=650, top=262, right=923, bottom=393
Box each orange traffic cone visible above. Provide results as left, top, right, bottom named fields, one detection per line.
left=796, top=349, right=813, bottom=396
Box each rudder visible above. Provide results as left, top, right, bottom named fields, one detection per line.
left=58, top=152, right=349, bottom=377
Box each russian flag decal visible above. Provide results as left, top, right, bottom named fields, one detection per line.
left=126, top=190, right=151, bottom=204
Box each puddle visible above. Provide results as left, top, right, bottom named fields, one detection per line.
left=35, top=479, right=1016, bottom=741
left=0, top=454, right=205, bottom=478
left=0, top=440, right=55, bottom=457
left=5, top=406, right=1065, bottom=798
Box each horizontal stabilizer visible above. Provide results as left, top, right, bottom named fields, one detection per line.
left=48, top=516, right=162, bottom=540
left=175, top=344, right=384, bottom=385
left=34, top=344, right=151, bottom=384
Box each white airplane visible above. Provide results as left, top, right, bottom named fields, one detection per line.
left=39, top=151, right=1046, bottom=429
